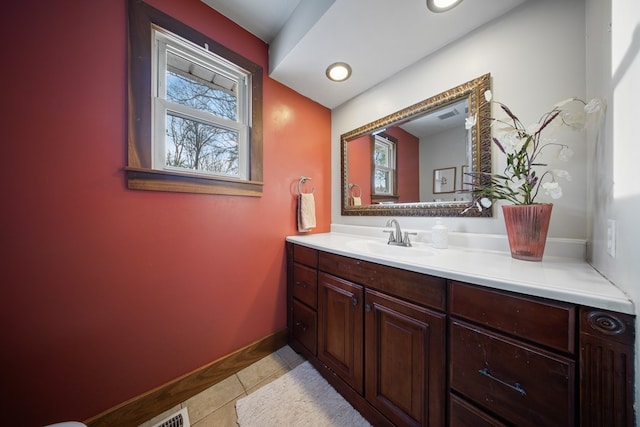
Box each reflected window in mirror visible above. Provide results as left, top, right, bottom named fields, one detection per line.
left=372, top=134, right=397, bottom=202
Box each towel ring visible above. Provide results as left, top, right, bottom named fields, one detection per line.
left=298, top=176, right=315, bottom=194
left=349, top=183, right=361, bottom=197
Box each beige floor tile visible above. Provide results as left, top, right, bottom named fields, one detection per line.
left=183, top=374, right=245, bottom=424
left=236, top=352, right=289, bottom=391
left=137, top=405, right=181, bottom=427
left=276, top=345, right=306, bottom=369
left=191, top=399, right=240, bottom=427
left=245, top=367, right=292, bottom=395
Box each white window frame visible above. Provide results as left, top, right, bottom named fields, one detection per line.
left=373, top=135, right=396, bottom=195
left=151, top=27, right=251, bottom=180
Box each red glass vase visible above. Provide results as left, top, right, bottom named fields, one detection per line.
left=502, top=204, right=553, bottom=261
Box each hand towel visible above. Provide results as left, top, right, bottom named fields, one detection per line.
left=352, top=196, right=362, bottom=206
left=298, top=193, right=316, bottom=232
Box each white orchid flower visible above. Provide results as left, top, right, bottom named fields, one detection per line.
left=479, top=197, right=492, bottom=208
left=584, top=98, right=603, bottom=114
left=562, top=110, right=587, bottom=130
left=465, top=114, right=477, bottom=130
left=484, top=90, right=493, bottom=102
left=508, top=177, right=527, bottom=191
left=582, top=98, right=605, bottom=130
left=542, top=181, right=563, bottom=199
left=498, top=130, right=522, bottom=153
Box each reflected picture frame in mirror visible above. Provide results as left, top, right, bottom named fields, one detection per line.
left=433, top=167, right=456, bottom=194
left=341, top=73, right=492, bottom=217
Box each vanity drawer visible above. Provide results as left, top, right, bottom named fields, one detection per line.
left=293, top=245, right=318, bottom=268
left=292, top=263, right=317, bottom=309
left=449, top=394, right=507, bottom=427
left=291, top=299, right=317, bottom=356
left=450, top=320, right=575, bottom=427
left=449, top=281, right=576, bottom=353
left=318, top=251, right=445, bottom=310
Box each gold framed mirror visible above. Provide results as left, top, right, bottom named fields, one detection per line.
left=341, top=73, right=492, bottom=217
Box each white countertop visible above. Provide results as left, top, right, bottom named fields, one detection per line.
left=286, top=232, right=634, bottom=315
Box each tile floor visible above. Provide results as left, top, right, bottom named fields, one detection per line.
left=137, top=345, right=306, bottom=427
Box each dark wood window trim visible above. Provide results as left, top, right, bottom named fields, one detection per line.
left=127, top=0, right=263, bottom=196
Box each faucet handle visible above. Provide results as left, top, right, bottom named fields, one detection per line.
left=383, top=229, right=396, bottom=243
left=403, top=231, right=417, bottom=246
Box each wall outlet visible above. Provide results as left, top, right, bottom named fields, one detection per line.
left=607, top=219, right=616, bottom=258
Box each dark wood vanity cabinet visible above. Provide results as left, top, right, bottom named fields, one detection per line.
left=286, top=242, right=635, bottom=427
left=287, top=244, right=318, bottom=359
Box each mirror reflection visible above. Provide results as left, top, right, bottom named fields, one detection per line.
left=341, top=73, right=492, bottom=217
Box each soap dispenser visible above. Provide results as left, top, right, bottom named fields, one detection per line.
left=432, top=219, right=448, bottom=249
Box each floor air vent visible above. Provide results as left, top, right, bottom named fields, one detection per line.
left=151, top=407, right=190, bottom=427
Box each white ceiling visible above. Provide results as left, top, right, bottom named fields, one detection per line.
left=202, top=0, right=528, bottom=109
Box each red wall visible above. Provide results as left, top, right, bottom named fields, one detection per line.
left=386, top=127, right=420, bottom=202
left=347, top=135, right=372, bottom=203
left=0, top=1, right=330, bottom=425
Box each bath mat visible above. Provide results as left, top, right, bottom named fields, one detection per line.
left=235, top=361, right=371, bottom=427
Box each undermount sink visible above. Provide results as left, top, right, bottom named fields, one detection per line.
left=345, top=238, right=434, bottom=259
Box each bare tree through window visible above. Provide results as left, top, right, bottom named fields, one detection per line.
left=164, top=68, right=239, bottom=175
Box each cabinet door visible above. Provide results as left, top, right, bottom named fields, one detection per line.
left=365, top=289, right=445, bottom=427
left=318, top=272, right=364, bottom=394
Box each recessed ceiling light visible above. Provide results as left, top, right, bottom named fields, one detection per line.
left=426, top=0, right=463, bottom=13
left=326, top=62, right=352, bottom=82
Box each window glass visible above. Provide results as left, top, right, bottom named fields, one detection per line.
left=165, top=51, right=238, bottom=121
left=373, top=136, right=395, bottom=195
left=165, top=114, right=239, bottom=175
left=374, top=169, right=391, bottom=194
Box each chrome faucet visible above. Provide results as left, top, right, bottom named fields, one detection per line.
left=384, top=218, right=416, bottom=247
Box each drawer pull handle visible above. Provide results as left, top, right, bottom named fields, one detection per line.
left=294, top=321, right=307, bottom=332
left=295, top=281, right=308, bottom=288
left=478, top=368, right=526, bottom=396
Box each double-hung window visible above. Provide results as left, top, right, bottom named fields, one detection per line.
left=373, top=134, right=396, bottom=196
left=153, top=28, right=249, bottom=179
left=127, top=0, right=263, bottom=196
